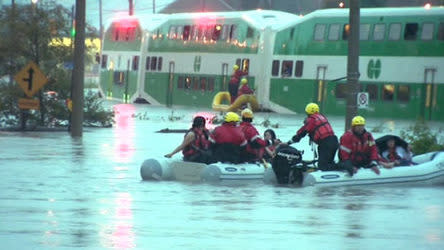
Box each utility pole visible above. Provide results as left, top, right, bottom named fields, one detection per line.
left=99, top=0, right=103, bottom=52
left=129, top=0, right=133, bottom=15
left=153, top=0, right=155, bottom=14
left=345, top=0, right=360, bottom=131
left=71, top=0, right=85, bottom=137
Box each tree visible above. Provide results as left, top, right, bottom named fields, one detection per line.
left=0, top=1, right=106, bottom=128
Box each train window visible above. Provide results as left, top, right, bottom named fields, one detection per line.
left=229, top=25, right=237, bottom=40
left=335, top=83, right=347, bottom=99
left=177, top=76, right=184, bottom=89
left=132, top=56, right=139, bottom=71
left=421, top=23, right=434, bottom=40
left=314, top=24, right=325, bottom=41
left=388, top=23, right=401, bottom=40
left=235, top=58, right=241, bottom=68
left=242, top=59, right=250, bottom=73
left=185, top=76, right=192, bottom=89
left=192, top=77, right=199, bottom=90
left=221, top=25, right=229, bottom=41
left=145, top=56, right=150, bottom=70
left=157, top=57, right=163, bottom=71
left=281, top=61, right=293, bottom=77
left=365, top=84, right=378, bottom=100
left=398, top=85, right=410, bottom=102
left=168, top=26, right=176, bottom=39
left=191, top=25, right=198, bottom=40
left=373, top=24, right=385, bottom=40
left=342, top=24, right=350, bottom=40
left=271, top=60, right=280, bottom=76
left=113, top=71, right=125, bottom=85
left=438, top=23, right=444, bottom=40
left=205, top=25, right=214, bottom=40
left=328, top=24, right=340, bottom=40
left=295, top=60, right=304, bottom=77
left=213, top=25, right=222, bottom=40
left=101, top=55, right=108, bottom=69
left=246, top=27, right=254, bottom=38
left=150, top=57, right=157, bottom=71
left=290, top=28, right=295, bottom=40
left=183, top=25, right=191, bottom=40
left=177, top=26, right=183, bottom=40
left=382, top=84, right=395, bottom=101
left=404, top=23, right=418, bottom=40
left=200, top=77, right=207, bottom=91
left=360, top=24, right=370, bottom=40
left=208, top=78, right=215, bottom=92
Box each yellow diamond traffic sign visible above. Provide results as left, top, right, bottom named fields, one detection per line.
left=14, top=61, right=48, bottom=98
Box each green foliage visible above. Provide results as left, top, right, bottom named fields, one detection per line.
left=400, top=120, right=444, bottom=155
left=83, top=91, right=114, bottom=127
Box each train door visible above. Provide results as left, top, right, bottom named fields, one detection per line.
left=221, top=63, right=229, bottom=91
left=167, top=61, right=175, bottom=107
left=316, top=66, right=327, bottom=111
left=422, top=68, right=436, bottom=120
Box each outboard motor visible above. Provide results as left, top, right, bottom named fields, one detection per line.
left=272, top=145, right=303, bottom=185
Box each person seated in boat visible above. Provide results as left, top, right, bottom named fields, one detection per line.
left=286, top=103, right=338, bottom=171
left=229, top=65, right=248, bottom=104
left=239, top=108, right=270, bottom=162
left=263, top=129, right=281, bottom=162
left=209, top=112, right=247, bottom=164
left=164, top=116, right=212, bottom=164
left=381, top=136, right=414, bottom=167
left=337, top=115, right=380, bottom=176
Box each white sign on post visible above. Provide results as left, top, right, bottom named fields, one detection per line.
left=357, top=92, right=369, bottom=109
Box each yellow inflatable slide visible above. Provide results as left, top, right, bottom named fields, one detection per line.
left=212, top=91, right=259, bottom=112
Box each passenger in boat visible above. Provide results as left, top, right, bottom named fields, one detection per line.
left=239, top=108, right=269, bottom=162
left=263, top=129, right=281, bottom=162
left=338, top=115, right=380, bottom=176
left=209, top=112, right=247, bottom=164
left=164, top=116, right=212, bottom=164
left=229, top=65, right=248, bottom=104
left=286, top=103, right=339, bottom=171
left=381, top=136, right=414, bottom=167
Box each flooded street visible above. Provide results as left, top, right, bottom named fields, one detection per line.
left=1, top=104, right=443, bottom=249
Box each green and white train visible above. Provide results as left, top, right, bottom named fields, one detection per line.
left=99, top=7, right=444, bottom=121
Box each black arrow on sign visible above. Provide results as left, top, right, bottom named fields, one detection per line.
left=23, top=68, right=34, bottom=91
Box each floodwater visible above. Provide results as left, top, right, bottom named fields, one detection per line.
left=1, top=104, right=443, bottom=250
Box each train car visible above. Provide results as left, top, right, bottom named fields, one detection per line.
left=270, top=7, right=444, bottom=121
left=99, top=14, right=168, bottom=103
left=99, top=10, right=301, bottom=107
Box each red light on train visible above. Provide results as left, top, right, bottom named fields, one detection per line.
left=424, top=3, right=432, bottom=9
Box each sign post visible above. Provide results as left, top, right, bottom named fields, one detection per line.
left=357, top=92, right=369, bottom=109
left=14, top=61, right=48, bottom=130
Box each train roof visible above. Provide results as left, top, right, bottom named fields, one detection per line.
left=107, top=10, right=301, bottom=32
left=305, top=7, right=444, bottom=18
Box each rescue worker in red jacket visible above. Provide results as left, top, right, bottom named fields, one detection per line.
left=239, top=108, right=269, bottom=162
left=229, top=65, right=247, bottom=103
left=338, top=115, right=380, bottom=176
left=286, top=103, right=338, bottom=171
left=209, top=112, right=247, bottom=163
left=237, top=78, right=254, bottom=97
left=165, top=116, right=212, bottom=163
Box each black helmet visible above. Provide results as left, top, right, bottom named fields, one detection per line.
left=192, top=116, right=206, bottom=128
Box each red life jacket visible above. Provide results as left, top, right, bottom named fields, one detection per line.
left=339, top=130, right=378, bottom=166
left=240, top=122, right=267, bottom=158
left=182, top=128, right=210, bottom=157
left=387, top=148, right=402, bottom=162
left=209, top=123, right=247, bottom=146
left=296, top=113, right=335, bottom=143
left=237, top=85, right=254, bottom=96
left=229, top=70, right=247, bottom=85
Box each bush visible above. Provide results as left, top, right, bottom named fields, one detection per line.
left=400, top=120, right=443, bottom=155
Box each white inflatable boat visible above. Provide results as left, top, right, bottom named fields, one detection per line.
left=264, top=151, right=444, bottom=187
left=140, top=158, right=268, bottom=183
